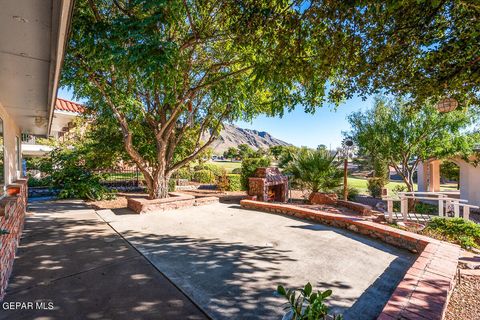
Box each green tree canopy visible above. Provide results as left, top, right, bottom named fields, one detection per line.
left=62, top=0, right=479, bottom=198
left=347, top=97, right=478, bottom=191
left=223, top=147, right=239, bottom=162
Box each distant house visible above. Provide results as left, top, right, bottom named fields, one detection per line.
left=21, top=98, right=85, bottom=157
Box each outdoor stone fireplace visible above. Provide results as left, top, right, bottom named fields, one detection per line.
left=248, top=167, right=288, bottom=202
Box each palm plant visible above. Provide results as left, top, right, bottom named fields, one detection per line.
left=285, top=149, right=343, bottom=194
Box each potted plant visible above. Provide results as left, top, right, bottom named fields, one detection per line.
left=277, top=282, right=343, bottom=320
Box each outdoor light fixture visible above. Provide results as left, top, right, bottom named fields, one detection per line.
left=435, top=97, right=458, bottom=113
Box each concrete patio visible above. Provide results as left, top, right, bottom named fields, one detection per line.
left=1, top=200, right=207, bottom=320
left=97, top=202, right=415, bottom=320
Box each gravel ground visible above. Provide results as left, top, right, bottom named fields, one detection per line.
left=445, top=274, right=480, bottom=320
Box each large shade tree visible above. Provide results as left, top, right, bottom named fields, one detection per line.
left=63, top=0, right=479, bottom=199
left=61, top=0, right=361, bottom=198
left=347, top=97, right=478, bottom=192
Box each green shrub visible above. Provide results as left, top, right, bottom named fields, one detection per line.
left=27, top=176, right=53, bottom=187
left=194, top=163, right=223, bottom=177
left=335, top=186, right=360, bottom=201
left=231, top=167, right=242, bottom=174
left=423, top=217, right=480, bottom=249
left=193, top=170, right=216, bottom=183
left=391, top=184, right=407, bottom=196
left=367, top=177, right=386, bottom=198
left=58, top=174, right=114, bottom=201
left=173, top=167, right=193, bottom=180
left=226, top=174, right=242, bottom=191
left=41, top=147, right=114, bottom=200
left=241, top=157, right=271, bottom=189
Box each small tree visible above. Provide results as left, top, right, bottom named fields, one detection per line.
left=347, top=97, right=476, bottom=192
left=223, top=147, right=239, bottom=162
left=237, top=144, right=255, bottom=160
left=284, top=149, right=343, bottom=194
left=64, top=1, right=359, bottom=199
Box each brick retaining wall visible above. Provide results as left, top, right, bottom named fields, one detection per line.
left=128, top=192, right=219, bottom=214
left=0, top=179, right=28, bottom=301
left=240, top=200, right=460, bottom=320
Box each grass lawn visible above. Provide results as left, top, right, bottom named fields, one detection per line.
left=347, top=177, right=411, bottom=195
left=348, top=177, right=458, bottom=195
left=209, top=160, right=242, bottom=173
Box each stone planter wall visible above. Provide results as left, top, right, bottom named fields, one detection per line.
left=127, top=192, right=219, bottom=214
left=240, top=200, right=460, bottom=320
left=0, top=179, right=28, bottom=301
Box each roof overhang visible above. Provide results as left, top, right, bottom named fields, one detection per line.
left=0, top=0, right=74, bottom=135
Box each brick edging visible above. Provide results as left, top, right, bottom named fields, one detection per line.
left=240, top=200, right=460, bottom=320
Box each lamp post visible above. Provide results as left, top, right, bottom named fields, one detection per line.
left=342, top=139, right=354, bottom=201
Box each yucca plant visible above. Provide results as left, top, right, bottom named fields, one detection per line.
left=284, top=149, right=343, bottom=194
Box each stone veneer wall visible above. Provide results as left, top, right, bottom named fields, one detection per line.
left=0, top=179, right=28, bottom=301
left=240, top=200, right=461, bottom=320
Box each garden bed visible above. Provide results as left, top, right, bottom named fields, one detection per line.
left=127, top=192, right=219, bottom=214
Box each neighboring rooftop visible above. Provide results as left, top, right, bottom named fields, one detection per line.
left=55, top=98, right=85, bottom=114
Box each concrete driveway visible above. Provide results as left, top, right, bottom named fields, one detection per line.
left=98, top=203, right=415, bottom=320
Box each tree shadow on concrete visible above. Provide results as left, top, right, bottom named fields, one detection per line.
left=119, top=230, right=297, bottom=320
left=288, top=223, right=415, bottom=319
left=2, top=200, right=208, bottom=320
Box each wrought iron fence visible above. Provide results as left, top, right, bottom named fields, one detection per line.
left=96, top=167, right=143, bottom=190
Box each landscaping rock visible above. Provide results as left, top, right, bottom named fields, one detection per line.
left=309, top=192, right=337, bottom=205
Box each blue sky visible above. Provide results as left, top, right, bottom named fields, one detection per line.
left=58, top=87, right=373, bottom=149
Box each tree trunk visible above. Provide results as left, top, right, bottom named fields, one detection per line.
left=149, top=174, right=171, bottom=199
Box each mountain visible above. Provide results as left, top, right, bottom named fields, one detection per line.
left=206, top=124, right=292, bottom=154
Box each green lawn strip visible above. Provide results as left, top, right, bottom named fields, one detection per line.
left=208, top=160, right=242, bottom=173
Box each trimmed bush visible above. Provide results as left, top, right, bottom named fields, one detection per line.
left=173, top=167, right=193, bottom=180
left=194, top=163, right=223, bottom=177
left=193, top=170, right=216, bottom=183
left=226, top=174, right=242, bottom=191
left=231, top=167, right=242, bottom=174
left=367, top=177, right=386, bottom=198
left=241, top=157, right=271, bottom=189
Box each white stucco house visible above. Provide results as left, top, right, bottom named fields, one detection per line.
left=21, top=98, right=85, bottom=157
left=417, top=157, right=480, bottom=207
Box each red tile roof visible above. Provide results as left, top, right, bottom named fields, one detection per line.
left=55, top=98, right=85, bottom=114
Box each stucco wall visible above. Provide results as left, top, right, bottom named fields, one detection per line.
left=458, top=159, right=480, bottom=207
left=418, top=159, right=480, bottom=207
left=0, top=102, right=21, bottom=187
